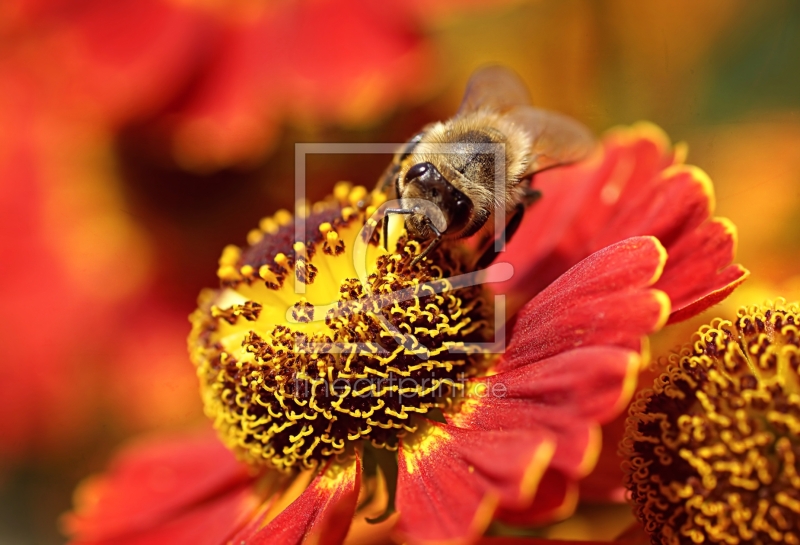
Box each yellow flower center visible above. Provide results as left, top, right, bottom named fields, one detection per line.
left=623, top=300, right=800, bottom=545
left=189, top=184, right=491, bottom=471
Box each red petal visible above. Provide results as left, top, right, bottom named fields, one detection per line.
left=64, top=428, right=254, bottom=542
left=590, top=165, right=713, bottom=251
left=395, top=421, right=555, bottom=544
left=495, top=468, right=579, bottom=527
left=245, top=456, right=361, bottom=545
left=499, top=236, right=669, bottom=373
left=56, top=0, right=208, bottom=122
left=600, top=123, right=678, bottom=201
left=69, top=483, right=260, bottom=545
left=667, top=264, right=749, bottom=324
left=168, top=19, right=283, bottom=168
left=452, top=346, right=639, bottom=479
left=276, top=0, right=429, bottom=121
left=496, top=126, right=679, bottom=303
left=654, top=217, right=750, bottom=322
left=172, top=0, right=431, bottom=168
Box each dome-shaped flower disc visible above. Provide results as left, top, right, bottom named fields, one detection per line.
left=189, top=183, right=492, bottom=471
left=623, top=300, right=800, bottom=545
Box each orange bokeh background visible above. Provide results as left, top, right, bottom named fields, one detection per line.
left=1, top=1, right=798, bottom=542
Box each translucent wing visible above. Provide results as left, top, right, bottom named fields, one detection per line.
left=457, top=65, right=532, bottom=115
left=507, top=106, right=596, bottom=174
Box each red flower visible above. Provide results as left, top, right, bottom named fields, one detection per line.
left=64, top=124, right=746, bottom=544
left=0, top=59, right=203, bottom=460
left=0, top=87, right=96, bottom=459
left=0, top=61, right=153, bottom=459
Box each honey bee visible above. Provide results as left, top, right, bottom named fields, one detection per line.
left=378, top=65, right=595, bottom=267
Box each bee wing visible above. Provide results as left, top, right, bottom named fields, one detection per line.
left=508, top=106, right=596, bottom=175
left=457, top=66, right=532, bottom=115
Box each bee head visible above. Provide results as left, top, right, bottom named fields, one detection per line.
left=401, top=161, right=473, bottom=238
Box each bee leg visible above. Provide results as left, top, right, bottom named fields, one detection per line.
left=474, top=202, right=527, bottom=270
left=522, top=186, right=542, bottom=206
left=383, top=209, right=413, bottom=251
left=410, top=223, right=443, bottom=266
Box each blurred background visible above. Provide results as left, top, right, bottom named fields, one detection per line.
left=1, top=0, right=799, bottom=543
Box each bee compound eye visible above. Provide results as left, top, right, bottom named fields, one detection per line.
left=453, top=198, right=473, bottom=223
left=404, top=162, right=431, bottom=183
left=446, top=194, right=474, bottom=234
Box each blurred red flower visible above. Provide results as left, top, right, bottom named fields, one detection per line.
left=2, top=0, right=521, bottom=171
left=63, top=125, right=746, bottom=544
left=0, top=58, right=202, bottom=461
left=474, top=520, right=650, bottom=544
left=0, top=90, right=95, bottom=460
